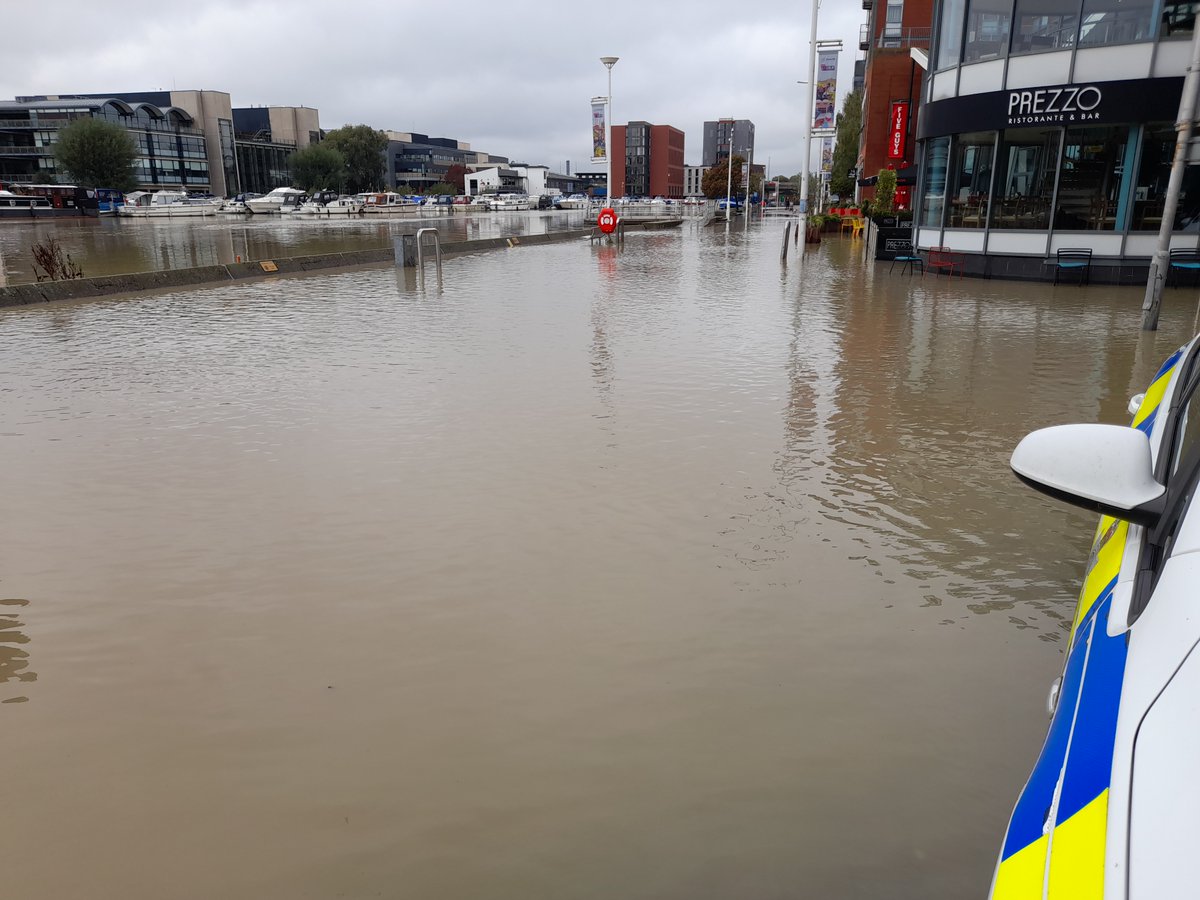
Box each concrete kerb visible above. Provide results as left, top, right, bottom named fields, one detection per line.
left=0, top=221, right=684, bottom=309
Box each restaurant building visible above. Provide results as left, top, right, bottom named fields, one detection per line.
left=914, top=0, right=1198, bottom=281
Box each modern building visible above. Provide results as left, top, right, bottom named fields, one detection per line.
left=232, top=105, right=320, bottom=195
left=463, top=164, right=584, bottom=197
left=386, top=132, right=507, bottom=192
left=610, top=122, right=685, bottom=199
left=684, top=164, right=706, bottom=197
left=0, top=90, right=322, bottom=197
left=856, top=0, right=934, bottom=207
left=0, top=96, right=212, bottom=192
left=913, top=0, right=1198, bottom=281
left=702, top=119, right=755, bottom=167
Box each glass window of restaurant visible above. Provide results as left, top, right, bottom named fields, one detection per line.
left=1078, top=0, right=1155, bottom=45
left=1136, top=122, right=1200, bottom=231
left=1053, top=124, right=1131, bottom=230
left=963, top=0, right=1013, bottom=62
left=1011, top=0, right=1080, bottom=54
left=916, top=138, right=945, bottom=229
left=921, top=136, right=951, bottom=226
left=947, top=132, right=997, bottom=227
left=992, top=126, right=1060, bottom=229
left=1161, top=0, right=1197, bottom=39
left=937, top=0, right=968, bottom=67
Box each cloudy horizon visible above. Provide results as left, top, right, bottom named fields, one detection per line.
left=3, top=1, right=867, bottom=179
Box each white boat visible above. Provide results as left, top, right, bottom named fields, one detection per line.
left=245, top=187, right=306, bottom=215
left=118, top=190, right=217, bottom=217
left=489, top=194, right=531, bottom=211
left=556, top=194, right=589, bottom=210
left=219, top=193, right=259, bottom=214
left=0, top=190, right=53, bottom=217
left=358, top=192, right=421, bottom=215
left=299, top=192, right=364, bottom=216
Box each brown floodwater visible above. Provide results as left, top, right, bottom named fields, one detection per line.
left=1, top=225, right=1196, bottom=899
left=0, top=208, right=593, bottom=286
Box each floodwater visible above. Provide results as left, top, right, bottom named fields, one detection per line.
left=0, top=208, right=593, bottom=286
left=1, top=223, right=1196, bottom=899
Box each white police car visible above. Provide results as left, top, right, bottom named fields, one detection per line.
left=991, top=336, right=1200, bottom=898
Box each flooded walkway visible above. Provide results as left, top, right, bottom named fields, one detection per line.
left=1, top=224, right=1196, bottom=898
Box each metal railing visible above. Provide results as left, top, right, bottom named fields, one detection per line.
left=0, top=147, right=51, bottom=156
left=415, top=227, right=443, bottom=290
left=876, top=27, right=931, bottom=49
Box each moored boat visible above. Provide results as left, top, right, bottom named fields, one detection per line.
left=245, top=187, right=306, bottom=215
left=358, top=192, right=421, bottom=215
left=118, top=190, right=218, bottom=217
left=556, top=194, right=589, bottom=210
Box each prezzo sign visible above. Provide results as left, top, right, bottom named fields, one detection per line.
left=888, top=102, right=909, bottom=159
left=1006, top=85, right=1102, bottom=125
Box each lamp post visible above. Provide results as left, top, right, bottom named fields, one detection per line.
left=601, top=56, right=619, bottom=203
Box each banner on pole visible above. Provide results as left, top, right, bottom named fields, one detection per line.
left=887, top=101, right=909, bottom=159
left=821, top=137, right=833, bottom=175
left=813, top=50, right=839, bottom=131
left=592, top=100, right=608, bottom=163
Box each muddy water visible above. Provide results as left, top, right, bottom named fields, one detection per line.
left=1, top=226, right=1195, bottom=899
left=0, top=208, right=592, bottom=286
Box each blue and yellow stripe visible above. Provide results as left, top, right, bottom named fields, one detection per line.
left=991, top=347, right=1184, bottom=899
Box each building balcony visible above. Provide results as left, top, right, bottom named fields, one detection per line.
left=860, top=24, right=870, bottom=51
left=0, top=146, right=50, bottom=156
left=876, top=27, right=931, bottom=49
left=863, top=0, right=873, bottom=7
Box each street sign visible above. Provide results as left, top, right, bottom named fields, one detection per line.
left=598, top=208, right=617, bottom=233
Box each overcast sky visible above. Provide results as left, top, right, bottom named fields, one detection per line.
left=3, top=0, right=866, bottom=178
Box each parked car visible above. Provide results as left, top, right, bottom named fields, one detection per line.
left=717, top=198, right=742, bottom=210
left=991, top=333, right=1200, bottom=898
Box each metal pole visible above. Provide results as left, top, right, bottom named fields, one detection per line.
left=799, top=0, right=819, bottom=244
left=601, top=57, right=619, bottom=204
left=1142, top=27, right=1200, bottom=331
left=725, top=131, right=733, bottom=222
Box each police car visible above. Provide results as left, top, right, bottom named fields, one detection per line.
left=991, top=336, right=1200, bottom=898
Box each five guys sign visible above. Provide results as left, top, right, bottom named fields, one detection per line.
left=888, top=102, right=908, bottom=159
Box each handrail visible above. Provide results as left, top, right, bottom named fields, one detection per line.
left=415, top=227, right=443, bottom=290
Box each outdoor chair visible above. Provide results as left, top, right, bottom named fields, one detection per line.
left=1053, top=248, right=1092, bottom=285
left=1168, top=248, right=1200, bottom=288
left=926, top=247, right=964, bottom=278
left=890, top=241, right=924, bottom=276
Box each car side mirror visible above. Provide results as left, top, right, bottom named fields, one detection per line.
left=1010, top=424, right=1166, bottom=527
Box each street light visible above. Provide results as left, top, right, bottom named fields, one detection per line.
left=601, top=56, right=619, bottom=202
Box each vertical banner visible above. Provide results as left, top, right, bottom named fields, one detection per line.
left=821, top=137, right=833, bottom=175
left=813, top=50, right=839, bottom=130
left=888, top=101, right=909, bottom=159
left=591, top=100, right=607, bottom=162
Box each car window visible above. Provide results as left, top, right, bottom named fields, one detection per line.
left=1170, top=382, right=1200, bottom=476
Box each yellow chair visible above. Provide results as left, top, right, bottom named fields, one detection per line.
left=850, top=217, right=865, bottom=239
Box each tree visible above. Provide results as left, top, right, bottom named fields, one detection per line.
left=442, top=164, right=469, bottom=193
left=874, top=168, right=897, bottom=215
left=425, top=182, right=455, bottom=195
left=322, top=125, right=388, bottom=194
left=288, top=144, right=347, bottom=192
left=830, top=88, right=863, bottom=199
left=53, top=117, right=137, bottom=190
left=702, top=155, right=745, bottom=199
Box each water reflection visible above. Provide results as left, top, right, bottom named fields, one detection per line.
left=0, top=226, right=1197, bottom=899
left=0, top=209, right=592, bottom=286
left=0, top=598, right=34, bottom=703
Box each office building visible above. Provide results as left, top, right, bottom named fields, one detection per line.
left=610, top=122, right=685, bottom=199
left=913, top=0, right=1197, bottom=281
left=702, top=119, right=755, bottom=167
left=232, top=105, right=320, bottom=194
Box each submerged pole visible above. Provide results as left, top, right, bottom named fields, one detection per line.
left=798, top=0, right=820, bottom=246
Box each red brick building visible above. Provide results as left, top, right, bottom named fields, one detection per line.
left=610, top=122, right=685, bottom=199
left=858, top=0, right=934, bottom=208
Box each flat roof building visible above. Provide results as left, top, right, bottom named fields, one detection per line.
left=913, top=0, right=1198, bottom=282
left=702, top=119, right=755, bottom=167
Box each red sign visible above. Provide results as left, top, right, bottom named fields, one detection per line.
left=888, top=102, right=909, bottom=160
left=597, top=207, right=617, bottom=234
